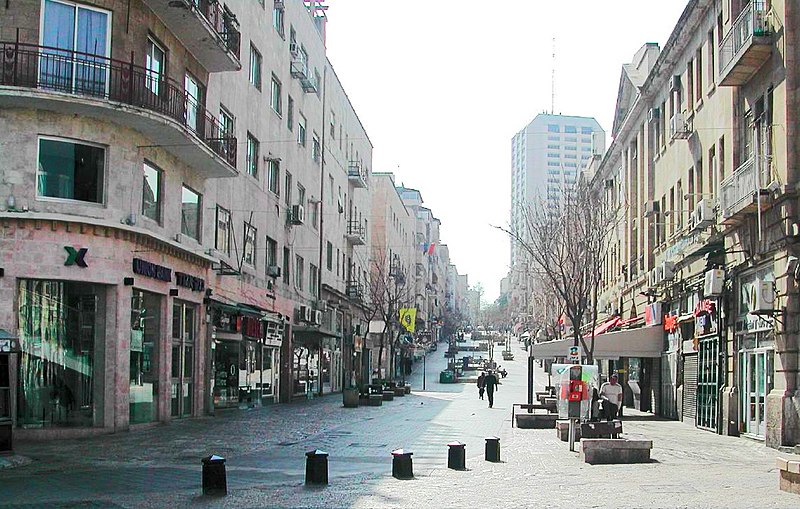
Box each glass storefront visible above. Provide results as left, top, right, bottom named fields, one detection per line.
left=293, top=345, right=319, bottom=397
left=17, top=280, right=106, bottom=428
left=214, top=339, right=240, bottom=408
left=171, top=301, right=196, bottom=418
left=129, top=290, right=161, bottom=424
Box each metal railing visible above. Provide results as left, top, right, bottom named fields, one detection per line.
left=720, top=156, right=757, bottom=218
left=192, top=0, right=241, bottom=59
left=346, top=221, right=365, bottom=239
left=0, top=42, right=237, bottom=168
left=719, top=0, right=770, bottom=76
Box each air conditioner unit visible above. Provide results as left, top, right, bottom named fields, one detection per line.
left=290, top=204, right=305, bottom=225
left=316, top=299, right=328, bottom=312
left=670, top=112, right=691, bottom=139
left=690, top=199, right=715, bottom=231
left=654, top=265, right=664, bottom=284
left=591, top=132, right=604, bottom=156
left=669, top=74, right=681, bottom=92
left=647, top=107, right=660, bottom=123
left=313, top=310, right=323, bottom=326
left=266, top=279, right=275, bottom=291
left=661, top=261, right=676, bottom=281
left=174, top=233, right=186, bottom=243
left=644, top=200, right=660, bottom=217
left=267, top=265, right=282, bottom=278
left=289, top=41, right=300, bottom=57
left=704, top=269, right=724, bottom=296
left=749, top=279, right=775, bottom=315
left=648, top=268, right=661, bottom=287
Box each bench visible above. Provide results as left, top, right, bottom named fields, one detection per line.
left=777, top=455, right=800, bottom=495
left=555, top=420, right=581, bottom=441
left=542, top=397, right=558, bottom=413
left=581, top=420, right=623, bottom=439
left=382, top=390, right=395, bottom=401
left=367, top=394, right=383, bottom=406
left=393, top=386, right=406, bottom=397
left=581, top=439, right=652, bottom=464
left=512, top=403, right=558, bottom=429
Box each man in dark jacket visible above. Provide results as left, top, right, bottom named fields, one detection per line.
left=484, top=371, right=500, bottom=408
left=477, top=372, right=486, bottom=400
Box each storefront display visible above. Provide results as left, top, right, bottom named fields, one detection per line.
left=17, top=280, right=106, bottom=428
left=171, top=301, right=196, bottom=418
left=129, top=290, right=161, bottom=424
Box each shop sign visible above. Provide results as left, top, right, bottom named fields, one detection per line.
left=239, top=316, right=263, bottom=339
left=175, top=272, right=205, bottom=292
left=133, top=258, right=171, bottom=282
left=645, top=302, right=663, bottom=326
left=130, top=329, right=144, bottom=352
left=354, top=335, right=363, bottom=352
left=0, top=338, right=20, bottom=353
left=64, top=246, right=88, bottom=268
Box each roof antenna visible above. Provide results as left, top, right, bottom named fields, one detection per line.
left=551, top=37, right=556, bottom=115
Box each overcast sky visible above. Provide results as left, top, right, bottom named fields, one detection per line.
left=324, top=0, right=689, bottom=304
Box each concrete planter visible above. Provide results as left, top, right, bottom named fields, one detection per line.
left=581, top=439, right=652, bottom=464
left=515, top=413, right=558, bottom=429
left=343, top=388, right=360, bottom=408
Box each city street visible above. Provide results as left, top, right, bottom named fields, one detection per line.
left=1, top=338, right=797, bottom=508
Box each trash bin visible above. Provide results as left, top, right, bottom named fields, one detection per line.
left=305, top=449, right=329, bottom=485
left=485, top=436, right=500, bottom=463
left=439, top=370, right=454, bottom=383
left=201, top=455, right=227, bottom=496
left=391, top=448, right=413, bottom=479
left=447, top=441, right=466, bottom=470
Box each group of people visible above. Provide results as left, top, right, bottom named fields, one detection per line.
left=476, top=371, right=501, bottom=408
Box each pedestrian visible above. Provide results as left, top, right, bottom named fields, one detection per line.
left=484, top=370, right=500, bottom=408
left=477, top=372, right=486, bottom=400
left=599, top=373, right=623, bottom=421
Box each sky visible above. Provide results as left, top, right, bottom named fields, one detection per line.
left=324, top=0, right=689, bottom=304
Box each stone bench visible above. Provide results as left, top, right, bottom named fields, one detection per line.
left=515, top=413, right=558, bottom=429
left=777, top=455, right=800, bottom=495
left=393, top=387, right=405, bottom=397
left=542, top=397, right=558, bottom=413
left=555, top=420, right=581, bottom=441
left=581, top=420, right=623, bottom=439
left=367, top=394, right=383, bottom=406
left=382, top=390, right=395, bottom=401
left=581, top=439, right=652, bottom=464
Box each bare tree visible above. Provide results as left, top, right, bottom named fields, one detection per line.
left=500, top=177, right=621, bottom=363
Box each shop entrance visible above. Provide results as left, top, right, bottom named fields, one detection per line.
left=171, top=302, right=196, bottom=418
left=0, top=332, right=19, bottom=452
left=740, top=349, right=774, bottom=438
left=696, top=336, right=720, bottom=431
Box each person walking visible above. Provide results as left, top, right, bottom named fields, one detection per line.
left=599, top=373, right=624, bottom=421
left=477, top=372, right=486, bottom=400
left=484, top=371, right=500, bottom=408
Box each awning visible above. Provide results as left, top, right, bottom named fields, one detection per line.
left=531, top=325, right=663, bottom=360
left=209, top=300, right=264, bottom=319
left=293, top=325, right=341, bottom=347
left=583, top=317, right=621, bottom=339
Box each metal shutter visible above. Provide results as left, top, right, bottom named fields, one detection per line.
left=660, top=353, right=678, bottom=419
left=683, top=354, right=698, bottom=422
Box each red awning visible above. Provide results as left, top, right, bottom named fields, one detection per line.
left=618, top=315, right=644, bottom=327
left=583, top=316, right=621, bottom=339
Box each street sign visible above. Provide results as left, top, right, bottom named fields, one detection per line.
left=567, top=346, right=581, bottom=364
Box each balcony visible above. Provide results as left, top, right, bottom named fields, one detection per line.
left=0, top=42, right=237, bottom=178
left=142, top=0, right=241, bottom=72
left=345, top=221, right=366, bottom=245
left=719, top=156, right=772, bottom=224
left=347, top=162, right=368, bottom=188
left=718, top=1, right=772, bottom=87
left=345, top=281, right=363, bottom=301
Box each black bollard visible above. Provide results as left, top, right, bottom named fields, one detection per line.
left=447, top=441, right=466, bottom=470
left=201, top=455, right=227, bottom=496
left=391, top=448, right=414, bottom=479
left=484, top=436, right=500, bottom=462
left=305, top=449, right=329, bottom=485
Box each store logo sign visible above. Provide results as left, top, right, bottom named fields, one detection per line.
left=64, top=246, right=88, bottom=267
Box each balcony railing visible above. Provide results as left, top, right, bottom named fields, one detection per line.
left=0, top=42, right=237, bottom=171
left=719, top=156, right=771, bottom=222
left=345, top=221, right=366, bottom=245
left=718, top=1, right=772, bottom=86
left=142, top=0, right=240, bottom=72
left=347, top=162, right=368, bottom=188
left=345, top=281, right=363, bottom=301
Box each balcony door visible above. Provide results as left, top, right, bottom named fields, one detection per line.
left=40, top=0, right=111, bottom=96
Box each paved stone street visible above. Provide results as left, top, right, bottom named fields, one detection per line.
left=1, top=339, right=797, bottom=508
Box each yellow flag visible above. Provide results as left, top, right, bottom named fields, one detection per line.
left=399, top=308, right=416, bottom=333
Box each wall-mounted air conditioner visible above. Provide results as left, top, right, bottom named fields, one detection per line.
left=647, top=107, right=660, bottom=123
left=661, top=261, right=676, bottom=281
left=313, top=310, right=323, bottom=326
left=704, top=269, right=724, bottom=296
left=267, top=265, right=282, bottom=278
left=749, top=279, right=775, bottom=315
left=316, top=300, right=328, bottom=312
left=644, top=200, right=660, bottom=217
left=290, top=204, right=305, bottom=225
left=669, top=74, right=681, bottom=92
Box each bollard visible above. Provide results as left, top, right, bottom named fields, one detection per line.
left=447, top=441, right=466, bottom=470
left=391, top=448, right=414, bottom=479
left=201, top=455, right=227, bottom=496
left=484, top=436, right=500, bottom=462
left=305, top=449, right=329, bottom=485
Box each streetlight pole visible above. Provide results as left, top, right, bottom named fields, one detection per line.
left=423, top=350, right=426, bottom=390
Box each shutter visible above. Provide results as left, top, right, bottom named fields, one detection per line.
left=683, top=354, right=698, bottom=421
left=661, top=352, right=678, bottom=419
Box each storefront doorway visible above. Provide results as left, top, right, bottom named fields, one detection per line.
left=739, top=348, right=774, bottom=438
left=171, top=301, right=196, bottom=418
left=129, top=290, right=161, bottom=424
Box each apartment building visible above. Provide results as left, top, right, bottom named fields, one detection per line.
left=591, top=0, right=800, bottom=448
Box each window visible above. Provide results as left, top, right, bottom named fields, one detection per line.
left=181, top=186, right=201, bottom=240
left=243, top=222, right=256, bottom=267
left=547, top=144, right=559, bottom=149
left=297, top=183, right=305, bottom=207
left=270, top=75, right=282, bottom=114
left=265, top=236, right=277, bottom=269
left=246, top=133, right=259, bottom=177
left=145, top=38, right=165, bottom=95
left=287, top=95, right=294, bottom=131
left=326, top=241, right=333, bottom=271
left=40, top=0, right=110, bottom=94
left=142, top=161, right=162, bottom=223
left=312, top=133, right=321, bottom=162
left=298, top=113, right=307, bottom=146
left=38, top=137, right=105, bottom=203
left=708, top=29, right=716, bottom=89
left=295, top=254, right=304, bottom=289
left=272, top=3, right=284, bottom=37
left=284, top=171, right=292, bottom=206
left=309, top=264, right=319, bottom=297
left=311, top=201, right=319, bottom=229
left=581, top=127, right=593, bottom=134
left=268, top=160, right=280, bottom=195
left=695, top=48, right=703, bottom=101
left=282, top=247, right=290, bottom=285
left=249, top=44, right=262, bottom=90
left=219, top=107, right=234, bottom=138
left=547, top=124, right=560, bottom=133
left=184, top=73, right=203, bottom=133
left=330, top=111, right=336, bottom=138
left=687, top=60, right=694, bottom=108
left=215, top=206, right=231, bottom=256
left=564, top=125, right=577, bottom=134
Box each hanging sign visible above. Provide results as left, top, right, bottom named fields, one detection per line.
left=567, top=345, right=581, bottom=364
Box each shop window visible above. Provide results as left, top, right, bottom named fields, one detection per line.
left=141, top=161, right=162, bottom=223
left=181, top=185, right=201, bottom=241
left=129, top=289, right=161, bottom=424
left=38, top=137, right=105, bottom=203
left=17, top=279, right=106, bottom=428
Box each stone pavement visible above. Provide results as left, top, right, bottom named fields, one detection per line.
left=0, top=339, right=798, bottom=508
